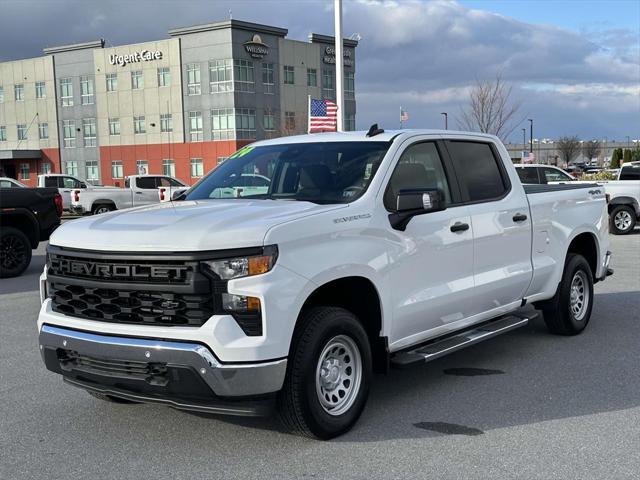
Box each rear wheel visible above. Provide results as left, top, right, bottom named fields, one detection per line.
left=610, top=205, right=636, bottom=235
left=278, top=307, right=372, bottom=439
left=0, top=227, right=32, bottom=278
left=92, top=204, right=114, bottom=215
left=539, top=253, right=594, bottom=335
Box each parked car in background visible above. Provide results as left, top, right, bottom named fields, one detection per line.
left=37, top=174, right=100, bottom=212
left=514, top=164, right=575, bottom=184
left=0, top=177, right=27, bottom=188
left=71, top=175, right=187, bottom=214
left=0, top=187, right=62, bottom=277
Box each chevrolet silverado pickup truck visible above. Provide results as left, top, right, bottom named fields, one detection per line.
left=37, top=129, right=612, bottom=439
left=1, top=187, right=61, bottom=277
left=70, top=174, right=187, bottom=215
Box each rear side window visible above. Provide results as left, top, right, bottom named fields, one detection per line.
left=515, top=167, right=540, bottom=184
left=44, top=177, right=58, bottom=187
left=541, top=167, right=573, bottom=183
left=447, top=141, right=508, bottom=202
left=619, top=167, right=640, bottom=180
left=136, top=177, right=157, bottom=189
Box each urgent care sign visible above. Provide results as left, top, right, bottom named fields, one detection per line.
left=109, top=50, right=163, bottom=67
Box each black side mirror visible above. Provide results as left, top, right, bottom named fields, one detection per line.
left=389, top=188, right=446, bottom=231
left=80, top=183, right=87, bottom=188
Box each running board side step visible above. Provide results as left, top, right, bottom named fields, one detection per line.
left=391, top=310, right=539, bottom=368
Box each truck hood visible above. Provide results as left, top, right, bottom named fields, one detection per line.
left=50, top=200, right=346, bottom=252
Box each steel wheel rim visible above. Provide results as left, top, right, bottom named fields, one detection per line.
left=95, top=207, right=110, bottom=214
left=315, top=334, right=362, bottom=416
left=570, top=270, right=589, bottom=321
left=0, top=234, right=27, bottom=270
left=614, top=211, right=632, bottom=231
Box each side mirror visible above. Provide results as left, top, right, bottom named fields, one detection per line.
left=80, top=183, right=87, bottom=188
left=388, top=188, right=446, bottom=231
left=171, top=189, right=187, bottom=201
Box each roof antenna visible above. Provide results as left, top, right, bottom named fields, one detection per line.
left=229, top=9, right=232, bottom=20
left=366, top=124, right=384, bottom=137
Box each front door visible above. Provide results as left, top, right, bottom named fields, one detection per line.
left=385, top=140, right=475, bottom=349
left=133, top=176, right=161, bottom=206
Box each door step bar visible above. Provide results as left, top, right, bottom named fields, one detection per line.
left=390, top=310, right=539, bottom=368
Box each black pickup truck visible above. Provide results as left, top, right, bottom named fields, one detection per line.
left=0, top=188, right=62, bottom=277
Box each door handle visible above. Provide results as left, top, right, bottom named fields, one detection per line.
left=135, top=191, right=142, bottom=194
left=62, top=189, right=71, bottom=192
left=513, top=213, right=528, bottom=222
left=450, top=222, right=469, bottom=233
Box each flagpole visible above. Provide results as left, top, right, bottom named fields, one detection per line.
left=307, top=95, right=311, bottom=134
left=399, top=106, right=402, bottom=129
left=334, top=0, right=344, bottom=132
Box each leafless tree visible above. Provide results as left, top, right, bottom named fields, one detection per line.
left=458, top=74, right=522, bottom=142
left=557, top=136, right=582, bottom=165
left=582, top=140, right=601, bottom=161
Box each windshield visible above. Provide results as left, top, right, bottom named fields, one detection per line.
left=186, top=141, right=391, bottom=204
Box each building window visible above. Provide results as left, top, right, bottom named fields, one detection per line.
left=0, top=126, right=6, bottom=141
left=60, top=78, right=73, bottom=106
left=211, top=108, right=235, bottom=140
left=63, top=120, right=75, bottom=147
left=187, top=64, right=201, bottom=95
left=209, top=59, right=233, bottom=93
left=162, top=159, right=175, bottom=177
left=307, top=68, right=317, bottom=87
left=157, top=67, right=171, bottom=87
left=234, top=59, right=254, bottom=92
left=345, top=113, right=356, bottom=131
left=109, top=118, right=120, bottom=136
left=38, top=122, right=49, bottom=139
left=264, top=111, right=275, bottom=132
left=344, top=72, right=355, bottom=100
left=106, top=73, right=117, bottom=92
left=0, top=87, right=4, bottom=103
left=283, top=65, right=295, bottom=85
left=80, top=76, right=94, bottom=105
left=86, top=161, right=99, bottom=181
left=15, top=84, right=24, bottom=101
left=41, top=162, right=51, bottom=174
left=65, top=161, right=78, bottom=176
left=83, top=118, right=97, bottom=147
left=190, top=158, right=203, bottom=177
left=262, top=63, right=274, bottom=94
left=36, top=81, right=46, bottom=99
left=111, top=160, right=123, bottom=179
left=134, top=115, right=146, bottom=134
left=189, top=111, right=203, bottom=142
left=160, top=113, right=172, bottom=133
left=131, top=70, right=144, bottom=89
left=217, top=157, right=228, bottom=166
left=322, top=69, right=335, bottom=99
left=17, top=124, right=27, bottom=140
left=285, top=111, right=295, bottom=132
left=20, top=163, right=30, bottom=180
left=236, top=108, right=256, bottom=140
left=136, top=160, right=148, bottom=175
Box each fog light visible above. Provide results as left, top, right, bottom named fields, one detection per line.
left=222, top=293, right=261, bottom=313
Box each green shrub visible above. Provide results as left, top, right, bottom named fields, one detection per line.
left=581, top=171, right=618, bottom=181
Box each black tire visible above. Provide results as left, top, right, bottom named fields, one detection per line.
left=539, top=253, right=594, bottom=335
left=88, top=391, right=139, bottom=404
left=92, top=204, right=115, bottom=215
left=278, top=307, right=372, bottom=440
left=609, top=205, right=636, bottom=235
left=0, top=227, right=32, bottom=278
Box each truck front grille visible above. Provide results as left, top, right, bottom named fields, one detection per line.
left=49, top=282, right=214, bottom=326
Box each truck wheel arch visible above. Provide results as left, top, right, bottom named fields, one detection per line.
left=0, top=210, right=39, bottom=248
left=296, top=276, right=388, bottom=373
left=608, top=196, right=639, bottom=215
left=91, top=200, right=117, bottom=212
left=566, top=232, right=598, bottom=279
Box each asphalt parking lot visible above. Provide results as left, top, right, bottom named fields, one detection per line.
left=1, top=231, right=639, bottom=480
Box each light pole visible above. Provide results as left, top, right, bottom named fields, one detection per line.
left=440, top=112, right=448, bottom=130
left=522, top=128, right=526, bottom=149
left=528, top=118, right=533, bottom=154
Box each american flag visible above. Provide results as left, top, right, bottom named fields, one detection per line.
left=309, top=98, right=338, bottom=133
left=400, top=109, right=409, bottom=121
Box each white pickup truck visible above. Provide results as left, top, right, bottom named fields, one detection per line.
left=37, top=129, right=612, bottom=439
left=38, top=174, right=98, bottom=212
left=71, top=174, right=187, bottom=215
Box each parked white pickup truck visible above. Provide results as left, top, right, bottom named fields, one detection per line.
left=71, top=175, right=187, bottom=215
left=38, top=129, right=612, bottom=439
left=38, top=174, right=98, bottom=211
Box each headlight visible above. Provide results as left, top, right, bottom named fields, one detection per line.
left=201, top=246, right=278, bottom=280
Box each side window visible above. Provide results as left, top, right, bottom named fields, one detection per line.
left=168, top=178, right=185, bottom=187
left=447, top=141, right=508, bottom=202
left=542, top=167, right=572, bottom=183
left=384, top=142, right=451, bottom=211
left=62, top=177, right=81, bottom=188
left=0, top=180, right=13, bottom=188
left=619, top=167, right=640, bottom=180
left=44, top=177, right=58, bottom=187
left=125, top=178, right=131, bottom=189
left=158, top=177, right=172, bottom=187
left=136, top=177, right=157, bottom=189
left=515, top=167, right=540, bottom=184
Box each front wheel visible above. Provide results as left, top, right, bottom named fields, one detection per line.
left=610, top=205, right=636, bottom=235
left=0, top=227, right=32, bottom=278
left=278, top=307, right=372, bottom=439
left=92, top=204, right=115, bottom=215
left=540, top=253, right=594, bottom=335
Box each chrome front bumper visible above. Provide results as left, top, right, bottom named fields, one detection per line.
left=39, top=325, right=287, bottom=400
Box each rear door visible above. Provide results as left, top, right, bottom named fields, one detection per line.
left=133, top=176, right=161, bottom=205
left=445, top=139, right=533, bottom=314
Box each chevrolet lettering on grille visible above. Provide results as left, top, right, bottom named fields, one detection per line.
left=51, top=258, right=189, bottom=280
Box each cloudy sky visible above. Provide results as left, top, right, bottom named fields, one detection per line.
left=1, top=0, right=638, bottom=142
